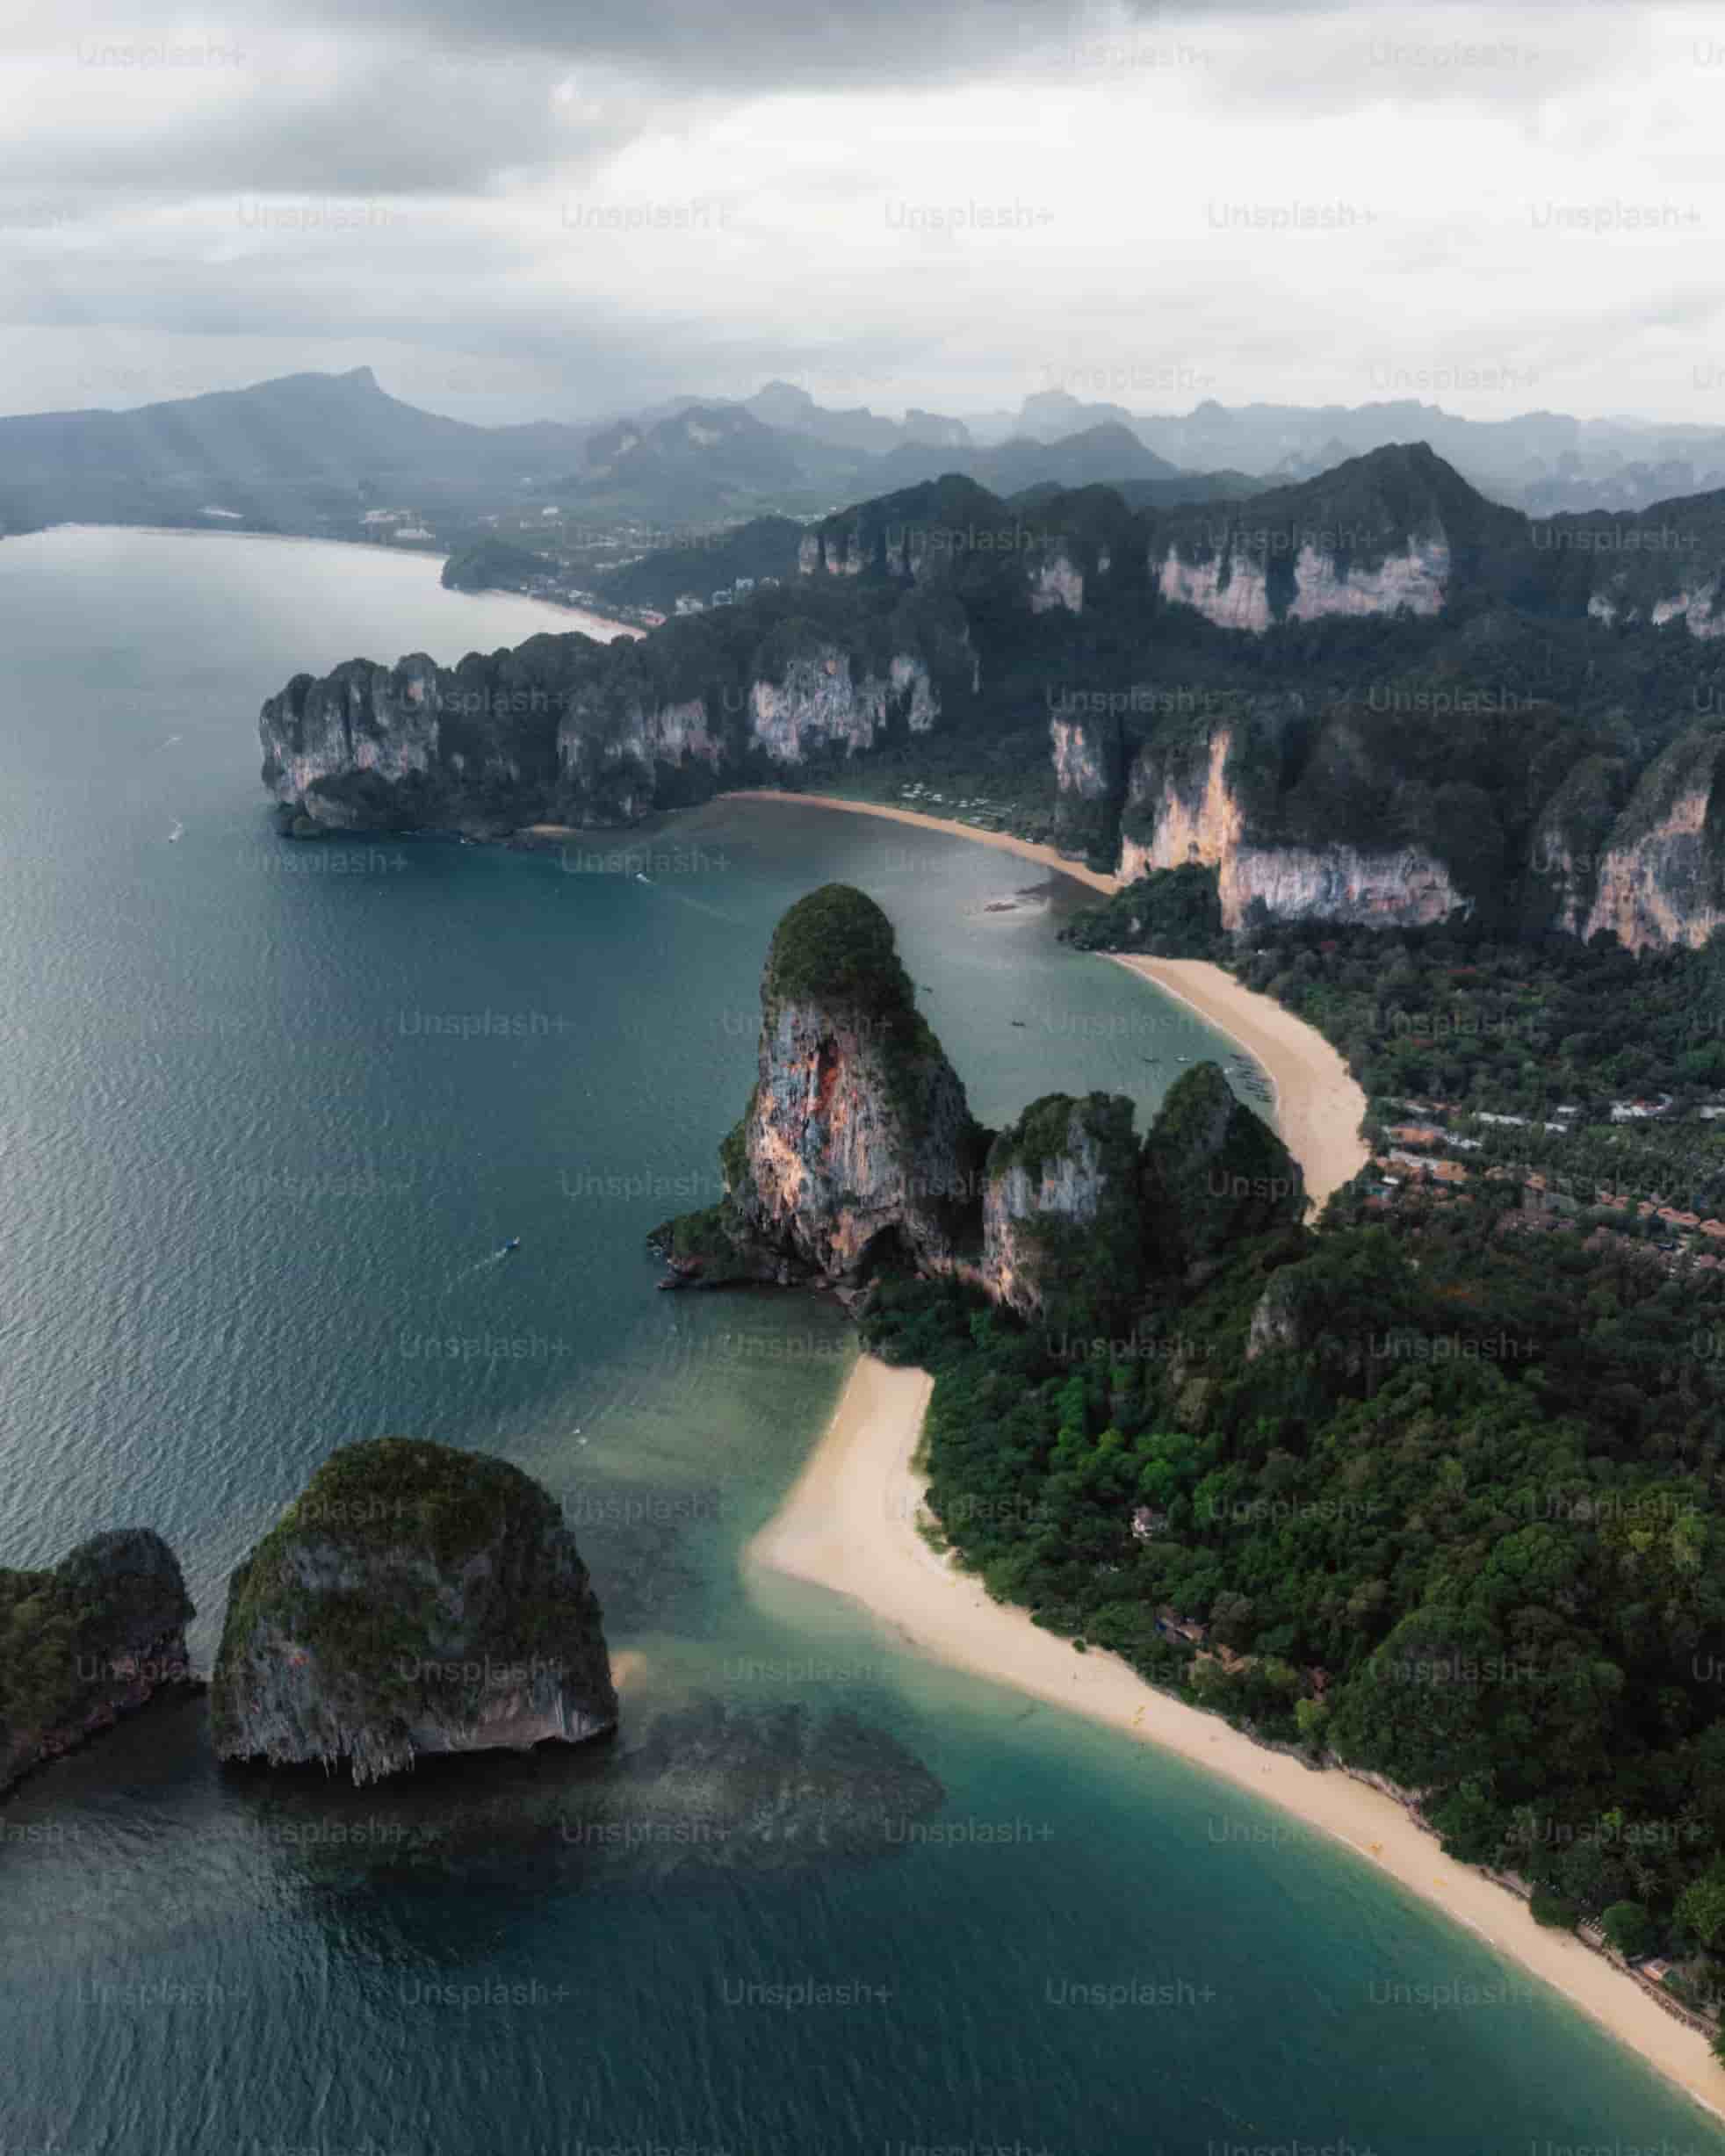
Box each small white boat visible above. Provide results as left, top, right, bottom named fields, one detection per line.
left=168, top=822, right=184, bottom=843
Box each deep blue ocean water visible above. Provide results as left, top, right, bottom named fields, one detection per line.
left=0, top=524, right=1719, bottom=2156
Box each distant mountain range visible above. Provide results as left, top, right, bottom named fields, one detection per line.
left=7, top=365, right=1725, bottom=547
left=966, top=387, right=1725, bottom=516
left=635, top=379, right=1725, bottom=514
left=0, top=366, right=603, bottom=537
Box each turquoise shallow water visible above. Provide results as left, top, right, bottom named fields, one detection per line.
left=0, top=525, right=1720, bottom=2156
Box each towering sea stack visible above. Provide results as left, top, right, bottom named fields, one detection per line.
left=213, top=1439, right=617, bottom=1785
left=657, top=885, right=1307, bottom=1317
left=1141, top=1064, right=1306, bottom=1265
left=653, top=885, right=989, bottom=1289
left=981, top=1092, right=1146, bottom=1326
left=0, top=1529, right=194, bottom=1794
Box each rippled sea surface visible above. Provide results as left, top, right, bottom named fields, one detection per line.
left=0, top=526, right=1717, bottom=2156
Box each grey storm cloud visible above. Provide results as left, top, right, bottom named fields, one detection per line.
left=6, top=45, right=653, bottom=198
left=3, top=0, right=1724, bottom=423
left=14, top=0, right=1104, bottom=82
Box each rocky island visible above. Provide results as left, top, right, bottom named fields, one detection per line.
left=651, top=883, right=1303, bottom=1314
left=653, top=885, right=990, bottom=1292
left=212, top=1439, right=617, bottom=1784
left=0, top=1528, right=194, bottom=1795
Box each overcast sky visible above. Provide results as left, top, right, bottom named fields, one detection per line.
left=3, top=0, right=1724, bottom=426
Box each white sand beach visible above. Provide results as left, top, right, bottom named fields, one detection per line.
left=729, top=786, right=1724, bottom=2122
left=748, top=1356, right=1725, bottom=2126
left=718, top=789, right=1122, bottom=894
left=1109, top=955, right=1369, bottom=1210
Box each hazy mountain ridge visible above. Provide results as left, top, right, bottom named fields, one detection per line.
left=998, top=389, right=1725, bottom=515
left=19, top=365, right=1725, bottom=552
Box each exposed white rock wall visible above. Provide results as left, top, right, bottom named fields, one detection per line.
left=748, top=652, right=938, bottom=761
left=1583, top=788, right=1724, bottom=951
left=1156, top=539, right=1450, bottom=631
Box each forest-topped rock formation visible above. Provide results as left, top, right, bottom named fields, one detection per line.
left=259, top=581, right=971, bottom=836
left=650, top=885, right=990, bottom=1291
left=0, top=1528, right=194, bottom=1795
left=212, top=1439, right=617, bottom=1785
left=651, top=886, right=1302, bottom=1319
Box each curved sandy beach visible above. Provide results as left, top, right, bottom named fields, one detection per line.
left=748, top=1356, right=1725, bottom=2124
left=719, top=789, right=1123, bottom=894
left=730, top=788, right=1723, bottom=2120
left=1109, top=955, right=1368, bottom=1212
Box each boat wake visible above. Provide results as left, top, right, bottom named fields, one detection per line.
left=440, top=1240, right=520, bottom=1293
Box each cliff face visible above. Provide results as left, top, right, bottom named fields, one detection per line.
left=1583, top=517, right=1725, bottom=637
left=733, top=993, right=980, bottom=1280
left=1519, top=754, right=1628, bottom=939
left=1114, top=725, right=1469, bottom=933
left=1117, top=726, right=1243, bottom=887
left=1101, top=708, right=1725, bottom=951
left=260, top=603, right=962, bottom=835
left=1581, top=732, right=1725, bottom=953
left=1050, top=711, right=1127, bottom=862
left=0, top=1529, right=193, bottom=1794
left=1028, top=548, right=1085, bottom=615
left=1222, top=843, right=1469, bottom=931
left=1156, top=536, right=1450, bottom=632
left=798, top=475, right=1088, bottom=615
left=1586, top=588, right=1725, bottom=636
left=981, top=1093, right=1144, bottom=1322
left=747, top=651, right=938, bottom=761
left=212, top=1439, right=616, bottom=1784
left=655, top=887, right=987, bottom=1288
left=261, top=638, right=598, bottom=833
left=1147, top=441, right=1528, bottom=632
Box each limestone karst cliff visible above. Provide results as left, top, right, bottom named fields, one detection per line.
left=1050, top=710, right=1129, bottom=864
left=212, top=1439, right=617, bottom=1784
left=0, top=1529, right=194, bottom=1795
left=1147, top=443, right=1526, bottom=634
left=980, top=1092, right=1147, bottom=1324
left=1112, top=718, right=1472, bottom=935
left=800, top=474, right=1086, bottom=609
left=259, top=591, right=969, bottom=835
left=654, top=888, right=1303, bottom=1322
left=255, top=438, right=1725, bottom=954
left=652, top=885, right=990, bottom=1289
left=1581, top=731, right=1725, bottom=954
